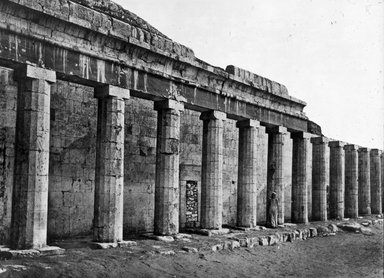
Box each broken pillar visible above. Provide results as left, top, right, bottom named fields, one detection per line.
left=329, top=141, right=345, bottom=220
left=344, top=144, right=359, bottom=218
left=311, top=136, right=329, bottom=221
left=267, top=126, right=289, bottom=225
left=291, top=132, right=311, bottom=224
left=93, top=85, right=129, bottom=243
left=154, top=100, right=184, bottom=235
left=358, top=148, right=371, bottom=216
left=11, top=65, right=56, bottom=249
left=236, top=119, right=259, bottom=228
left=370, top=149, right=382, bottom=214
left=200, top=111, right=226, bottom=229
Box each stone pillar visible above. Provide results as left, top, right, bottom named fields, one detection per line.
left=154, top=100, right=184, bottom=235
left=344, top=144, right=359, bottom=218
left=291, top=132, right=311, bottom=224
left=93, top=85, right=129, bottom=243
left=358, top=148, right=371, bottom=215
left=381, top=152, right=384, bottom=213
left=267, top=126, right=288, bottom=225
left=200, top=111, right=226, bottom=229
left=236, top=119, right=259, bottom=228
left=311, top=137, right=329, bottom=221
left=329, top=141, right=345, bottom=220
left=370, top=149, right=382, bottom=214
left=11, top=65, right=56, bottom=249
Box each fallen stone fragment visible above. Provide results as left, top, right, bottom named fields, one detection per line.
left=117, top=241, right=137, bottom=248
left=268, top=235, right=278, bottom=246
left=37, top=246, right=65, bottom=256
left=223, top=241, right=232, bottom=250
left=328, top=224, right=338, bottom=232
left=359, top=227, right=375, bottom=236
left=259, top=237, right=269, bottom=246
left=283, top=223, right=297, bottom=227
left=157, top=250, right=175, bottom=256
left=1, top=249, right=41, bottom=259
left=182, top=246, right=198, bottom=253
left=361, top=222, right=370, bottom=227
left=211, top=243, right=224, bottom=252
left=336, top=222, right=362, bottom=232
left=309, top=227, right=318, bottom=238
left=238, top=238, right=248, bottom=247
left=316, top=226, right=331, bottom=236
left=90, top=242, right=118, bottom=249
left=231, top=241, right=240, bottom=249
left=174, top=233, right=192, bottom=240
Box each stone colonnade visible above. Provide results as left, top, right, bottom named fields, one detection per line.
left=7, top=65, right=384, bottom=249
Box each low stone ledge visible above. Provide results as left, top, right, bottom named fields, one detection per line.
left=141, top=234, right=175, bottom=242
left=185, top=228, right=230, bottom=237
left=0, top=246, right=65, bottom=260
left=90, top=241, right=137, bottom=249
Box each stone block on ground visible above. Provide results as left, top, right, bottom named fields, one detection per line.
left=37, top=246, right=65, bottom=256
left=316, top=226, right=331, bottom=236
left=174, top=233, right=192, bottom=240
left=231, top=241, right=240, bottom=249
left=0, top=249, right=41, bottom=259
left=309, top=227, right=318, bottom=237
left=238, top=238, right=248, bottom=247
left=89, top=242, right=118, bottom=249
left=268, top=235, right=278, bottom=246
left=182, top=246, right=198, bottom=253
left=259, top=236, right=269, bottom=246
left=118, top=241, right=137, bottom=248
left=157, top=250, right=176, bottom=255
left=336, top=222, right=362, bottom=232
left=359, top=227, right=375, bottom=235
left=328, top=224, right=338, bottom=233
left=211, top=243, right=224, bottom=252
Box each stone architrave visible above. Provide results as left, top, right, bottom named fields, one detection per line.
left=200, top=111, right=226, bottom=229
left=329, top=141, right=346, bottom=220
left=291, top=132, right=311, bottom=224
left=154, top=99, right=184, bottom=235
left=311, top=136, right=329, bottom=221
left=236, top=119, right=260, bottom=228
left=11, top=65, right=56, bottom=249
left=370, top=149, right=382, bottom=214
left=344, top=144, right=359, bottom=218
left=93, top=85, right=129, bottom=243
left=267, top=126, right=289, bottom=225
left=358, top=148, right=371, bottom=215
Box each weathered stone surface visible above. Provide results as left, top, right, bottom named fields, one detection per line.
left=358, top=148, right=371, bottom=215
left=311, top=137, right=330, bottom=221
left=200, top=111, right=226, bottom=229
left=336, top=222, right=362, bottom=232
left=344, top=145, right=359, bottom=218
left=11, top=65, right=55, bottom=250
left=359, top=227, right=374, bottom=236
left=90, top=242, right=118, bottom=249
left=309, top=227, right=318, bottom=237
left=236, top=120, right=259, bottom=228
left=182, top=246, right=198, bottom=253
left=267, top=126, right=290, bottom=225
left=259, top=237, right=269, bottom=246
left=370, top=149, right=382, bottom=214
left=328, top=224, right=338, bottom=233
left=37, top=246, right=65, bottom=256
left=117, top=241, right=137, bottom=248
left=329, top=141, right=346, bottom=220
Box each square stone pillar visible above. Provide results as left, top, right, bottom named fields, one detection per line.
left=267, top=126, right=289, bottom=225
left=154, top=100, right=184, bottom=235
left=93, top=85, right=129, bottom=243
left=11, top=65, right=56, bottom=249
left=329, top=141, right=346, bottom=220
left=236, top=119, right=260, bottom=228
left=291, top=132, right=311, bottom=224
left=200, top=111, right=226, bottom=229
left=311, top=136, right=329, bottom=221
left=358, top=148, right=371, bottom=215
left=370, top=149, right=382, bottom=214
left=344, top=144, right=359, bottom=218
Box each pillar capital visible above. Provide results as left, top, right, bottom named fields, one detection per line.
left=266, top=126, right=287, bottom=134
left=310, top=136, right=329, bottom=145
left=94, top=85, right=130, bottom=100
left=154, top=99, right=184, bottom=112
left=16, top=64, right=56, bottom=83
left=291, top=131, right=311, bottom=139
left=200, top=110, right=226, bottom=121
left=344, top=144, right=359, bottom=151
left=370, top=149, right=382, bottom=156
left=329, top=141, right=346, bottom=148
left=358, top=147, right=370, bottom=153
left=236, top=119, right=260, bottom=128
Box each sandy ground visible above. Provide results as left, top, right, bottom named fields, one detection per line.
left=0, top=220, right=382, bottom=278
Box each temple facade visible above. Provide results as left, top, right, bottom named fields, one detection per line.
left=0, top=0, right=382, bottom=249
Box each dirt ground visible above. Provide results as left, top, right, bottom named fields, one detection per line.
left=0, top=220, right=382, bottom=278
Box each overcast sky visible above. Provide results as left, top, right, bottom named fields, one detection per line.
left=114, top=0, right=383, bottom=149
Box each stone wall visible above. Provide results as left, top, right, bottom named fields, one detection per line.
left=0, top=67, right=16, bottom=243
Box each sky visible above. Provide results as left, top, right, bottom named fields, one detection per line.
left=114, top=0, right=383, bottom=149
